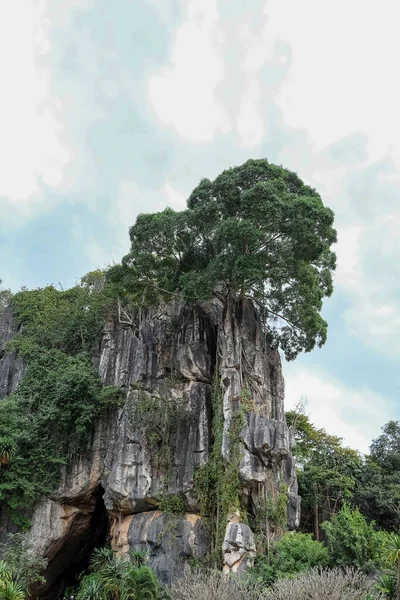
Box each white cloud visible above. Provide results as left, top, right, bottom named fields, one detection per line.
left=164, top=183, right=187, bottom=211
left=148, top=0, right=230, bottom=142
left=0, top=1, right=71, bottom=206
left=333, top=225, right=363, bottom=290
left=284, top=366, right=391, bottom=453
left=264, top=0, right=400, bottom=160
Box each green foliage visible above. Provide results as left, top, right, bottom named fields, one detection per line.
left=355, top=422, right=400, bottom=532
left=0, top=534, right=47, bottom=595
left=321, top=504, right=379, bottom=572
left=194, top=378, right=243, bottom=566
left=382, top=534, right=400, bottom=600
left=129, top=389, right=190, bottom=477
left=117, top=159, right=337, bottom=360
left=0, top=579, right=25, bottom=600
left=287, top=408, right=362, bottom=538
left=158, top=494, right=186, bottom=516
left=250, top=532, right=329, bottom=586
left=10, top=281, right=109, bottom=355
left=376, top=572, right=397, bottom=599
left=75, top=547, right=169, bottom=600
left=273, top=486, right=288, bottom=530
left=0, top=439, right=17, bottom=465
left=0, top=278, right=122, bottom=522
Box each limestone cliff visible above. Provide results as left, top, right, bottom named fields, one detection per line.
left=0, top=298, right=300, bottom=598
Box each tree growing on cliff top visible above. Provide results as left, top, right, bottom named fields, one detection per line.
left=110, top=159, right=337, bottom=360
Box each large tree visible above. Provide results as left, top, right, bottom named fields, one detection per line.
left=355, top=421, right=400, bottom=531
left=286, top=410, right=362, bottom=539
left=115, top=159, right=337, bottom=360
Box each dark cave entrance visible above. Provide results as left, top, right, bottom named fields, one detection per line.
left=41, top=486, right=109, bottom=600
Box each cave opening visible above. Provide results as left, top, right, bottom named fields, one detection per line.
left=41, top=486, right=109, bottom=600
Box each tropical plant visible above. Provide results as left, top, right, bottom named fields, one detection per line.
left=75, top=573, right=105, bottom=600
left=0, top=439, right=17, bottom=465
left=377, top=572, right=396, bottom=599
left=0, top=561, right=12, bottom=587
left=0, top=580, right=25, bottom=600
left=385, top=534, right=400, bottom=600
left=127, top=550, right=148, bottom=568
left=75, top=547, right=167, bottom=600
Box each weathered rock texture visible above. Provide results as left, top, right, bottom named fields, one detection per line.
left=0, top=306, right=24, bottom=399
left=0, top=298, right=300, bottom=597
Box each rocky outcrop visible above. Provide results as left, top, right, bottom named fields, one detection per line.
left=222, top=510, right=256, bottom=575
left=0, top=306, right=24, bottom=399
left=0, top=298, right=300, bottom=597
left=110, top=511, right=209, bottom=583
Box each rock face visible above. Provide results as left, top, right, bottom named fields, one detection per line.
left=0, top=298, right=300, bottom=597
left=0, top=306, right=24, bottom=400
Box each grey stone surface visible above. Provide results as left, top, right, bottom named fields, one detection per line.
left=1, top=297, right=300, bottom=595
left=102, top=380, right=211, bottom=514
left=287, top=491, right=302, bottom=531
left=222, top=520, right=256, bottom=574
left=0, top=306, right=24, bottom=400
left=126, top=511, right=210, bottom=583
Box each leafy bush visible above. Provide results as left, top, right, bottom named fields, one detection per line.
left=0, top=278, right=121, bottom=523
left=321, top=503, right=379, bottom=571
left=250, top=532, right=329, bottom=585
left=10, top=279, right=110, bottom=355
left=262, top=567, right=384, bottom=600
left=0, top=533, right=47, bottom=596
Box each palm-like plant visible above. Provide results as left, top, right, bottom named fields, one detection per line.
left=89, top=548, right=116, bottom=572
left=377, top=572, right=396, bottom=599
left=127, top=550, right=148, bottom=568
left=0, top=580, right=25, bottom=600
left=76, top=573, right=106, bottom=600
left=0, top=438, right=16, bottom=465
left=0, top=561, right=12, bottom=587
left=77, top=547, right=165, bottom=600
left=0, top=560, right=12, bottom=586
left=120, top=564, right=159, bottom=600
left=386, top=534, right=400, bottom=600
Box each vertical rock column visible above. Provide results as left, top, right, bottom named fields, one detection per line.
left=215, top=298, right=300, bottom=573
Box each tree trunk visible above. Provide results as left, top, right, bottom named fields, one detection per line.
left=314, top=503, right=320, bottom=541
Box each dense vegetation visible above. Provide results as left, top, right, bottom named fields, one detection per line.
left=0, top=534, right=47, bottom=600
left=0, top=273, right=122, bottom=524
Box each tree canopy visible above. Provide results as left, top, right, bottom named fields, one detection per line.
left=114, top=159, right=337, bottom=360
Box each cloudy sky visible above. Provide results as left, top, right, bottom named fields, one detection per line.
left=1, top=0, right=399, bottom=453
